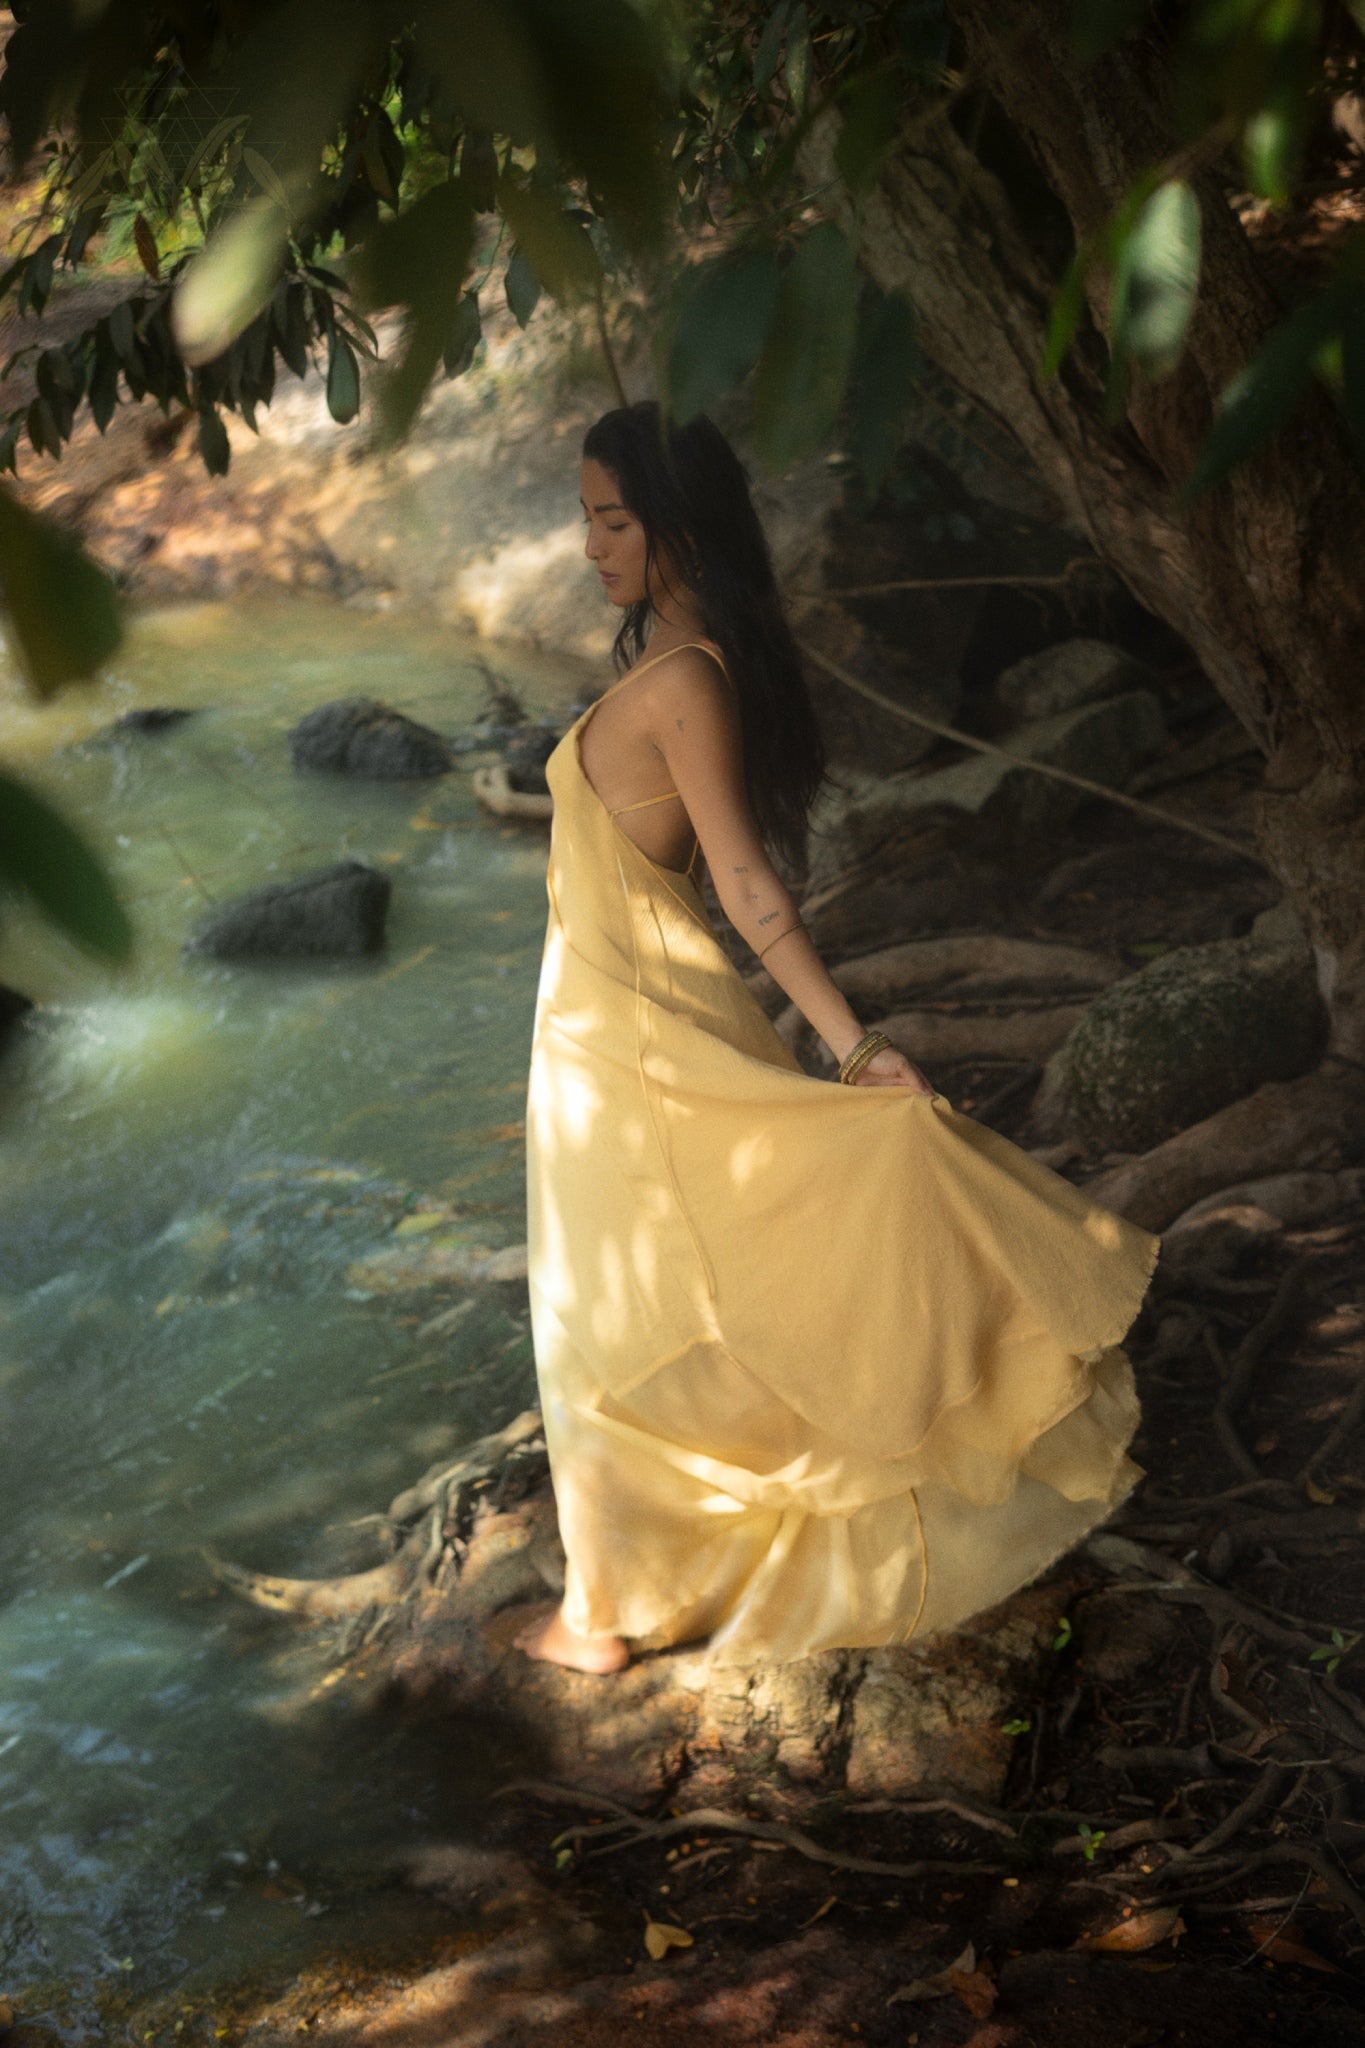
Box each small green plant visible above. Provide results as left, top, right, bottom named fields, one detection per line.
left=1309, top=1628, right=1361, bottom=1677
left=1077, top=1823, right=1107, bottom=1862
left=1002, top=1717, right=1032, bottom=1737
left=1051, top=1616, right=1073, bottom=1652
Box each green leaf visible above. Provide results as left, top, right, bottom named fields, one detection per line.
left=753, top=223, right=858, bottom=470
left=835, top=71, right=899, bottom=198
left=171, top=196, right=292, bottom=368
left=442, top=292, right=482, bottom=379
left=505, top=246, right=542, bottom=328
left=752, top=3, right=791, bottom=93
left=109, top=300, right=138, bottom=366
left=1243, top=96, right=1307, bottom=208
left=1176, top=287, right=1343, bottom=505
left=1001, top=1717, right=1031, bottom=1737
left=352, top=178, right=476, bottom=443
left=16, top=236, right=59, bottom=317
left=0, top=481, right=122, bottom=698
left=1041, top=239, right=1095, bottom=380
left=26, top=396, right=60, bottom=459
left=784, top=3, right=813, bottom=112
left=0, top=767, right=132, bottom=961
left=1111, top=178, right=1201, bottom=381
left=496, top=178, right=601, bottom=305
left=460, top=129, right=499, bottom=213
left=89, top=341, right=121, bottom=433
left=1052, top=1615, right=1073, bottom=1651
left=326, top=329, right=361, bottom=423
left=661, top=245, right=779, bottom=425
left=846, top=289, right=918, bottom=502
left=272, top=279, right=311, bottom=381
left=197, top=406, right=231, bottom=476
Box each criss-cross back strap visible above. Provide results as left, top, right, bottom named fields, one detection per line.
left=609, top=787, right=683, bottom=816
left=595, top=642, right=724, bottom=882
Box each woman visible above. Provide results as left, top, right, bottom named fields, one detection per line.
left=516, top=401, right=1160, bottom=1676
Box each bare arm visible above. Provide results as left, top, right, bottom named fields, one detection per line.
left=652, top=656, right=932, bottom=1090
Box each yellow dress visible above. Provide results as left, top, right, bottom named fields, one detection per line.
left=524, top=645, right=1160, bottom=1666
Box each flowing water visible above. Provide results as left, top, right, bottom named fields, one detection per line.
left=0, top=595, right=588, bottom=2033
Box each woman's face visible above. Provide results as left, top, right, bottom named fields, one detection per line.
left=580, top=456, right=668, bottom=610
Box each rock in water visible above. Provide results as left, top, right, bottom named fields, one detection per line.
left=288, top=697, right=453, bottom=779
left=0, top=982, right=34, bottom=1051
left=183, top=860, right=391, bottom=959
left=502, top=726, right=558, bottom=796
left=107, top=707, right=198, bottom=736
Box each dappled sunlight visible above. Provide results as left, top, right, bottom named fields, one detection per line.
left=525, top=707, right=1160, bottom=1666
left=450, top=524, right=589, bottom=644
left=724, top=1126, right=778, bottom=1190
left=0, top=602, right=563, bottom=1999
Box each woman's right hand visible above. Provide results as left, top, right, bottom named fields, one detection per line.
left=852, top=1046, right=938, bottom=1096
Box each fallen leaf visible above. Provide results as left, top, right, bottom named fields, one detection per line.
left=1076, top=1907, right=1186, bottom=1953
left=1215, top=1649, right=1273, bottom=1731
left=889, top=1943, right=976, bottom=2004
left=643, top=1914, right=693, bottom=1960
left=951, top=1962, right=997, bottom=2018
left=1248, top=1919, right=1340, bottom=1973
left=1305, top=1477, right=1337, bottom=1506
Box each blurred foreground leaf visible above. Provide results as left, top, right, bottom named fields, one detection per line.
left=1110, top=177, right=1201, bottom=386
left=0, top=483, right=122, bottom=698
left=171, top=196, right=293, bottom=369
left=0, top=768, right=132, bottom=961
left=1176, top=285, right=1345, bottom=503
left=846, top=289, right=919, bottom=502
left=753, top=224, right=858, bottom=470
left=352, top=178, right=476, bottom=444
left=660, top=246, right=779, bottom=425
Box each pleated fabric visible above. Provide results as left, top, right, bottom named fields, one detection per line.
left=524, top=688, right=1160, bottom=1666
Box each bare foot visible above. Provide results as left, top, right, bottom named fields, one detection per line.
left=513, top=1602, right=630, bottom=1674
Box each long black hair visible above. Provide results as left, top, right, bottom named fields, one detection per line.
left=581, top=400, right=826, bottom=874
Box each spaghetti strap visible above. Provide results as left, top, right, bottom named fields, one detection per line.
left=599, top=640, right=728, bottom=702
left=610, top=788, right=683, bottom=816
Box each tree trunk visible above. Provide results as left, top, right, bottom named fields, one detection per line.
left=833, top=1, right=1365, bottom=1077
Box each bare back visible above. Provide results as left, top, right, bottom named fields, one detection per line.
left=576, top=639, right=732, bottom=875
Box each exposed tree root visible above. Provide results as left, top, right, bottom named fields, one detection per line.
left=493, top=1780, right=1007, bottom=1881
left=1083, top=1063, right=1363, bottom=1230
left=202, top=1408, right=548, bottom=1618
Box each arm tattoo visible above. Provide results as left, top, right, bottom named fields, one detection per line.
left=757, top=910, right=778, bottom=926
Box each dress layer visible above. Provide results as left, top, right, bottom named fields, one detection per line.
left=524, top=679, right=1160, bottom=1666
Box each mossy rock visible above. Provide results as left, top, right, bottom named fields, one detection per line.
left=1040, top=935, right=1328, bottom=1151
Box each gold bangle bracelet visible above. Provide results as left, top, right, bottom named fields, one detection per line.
left=838, top=1029, right=894, bottom=1084
left=756, top=918, right=806, bottom=963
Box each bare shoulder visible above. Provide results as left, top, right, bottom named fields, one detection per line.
left=642, top=641, right=737, bottom=734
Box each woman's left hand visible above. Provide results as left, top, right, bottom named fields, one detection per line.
left=853, top=1047, right=937, bottom=1095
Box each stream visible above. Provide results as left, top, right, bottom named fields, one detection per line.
left=0, top=594, right=585, bottom=2034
